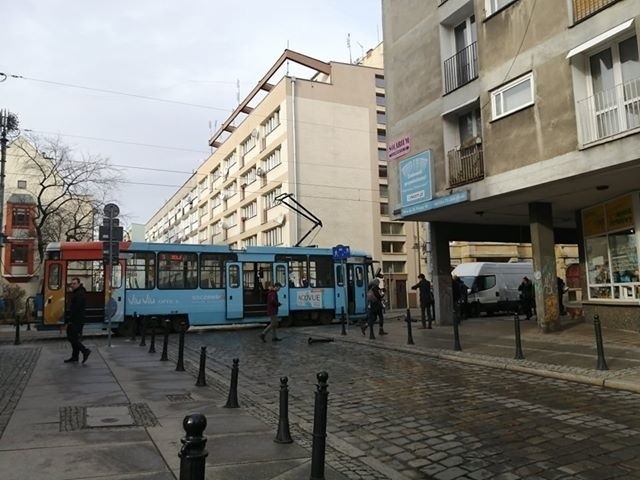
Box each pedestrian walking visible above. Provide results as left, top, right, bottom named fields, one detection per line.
left=411, top=273, right=433, bottom=327
left=64, top=277, right=91, bottom=363
left=362, top=278, right=385, bottom=337
left=260, top=282, right=282, bottom=342
left=518, top=276, right=534, bottom=320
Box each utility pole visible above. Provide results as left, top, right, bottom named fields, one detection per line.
left=0, top=110, right=19, bottom=249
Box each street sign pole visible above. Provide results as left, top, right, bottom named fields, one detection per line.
left=342, top=258, right=349, bottom=327
left=107, top=215, right=113, bottom=347
left=103, top=203, right=120, bottom=348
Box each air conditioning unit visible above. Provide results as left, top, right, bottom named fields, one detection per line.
left=251, top=128, right=259, bottom=139
left=256, top=167, right=266, bottom=177
left=274, top=213, right=286, bottom=226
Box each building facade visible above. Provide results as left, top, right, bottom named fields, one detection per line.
left=145, top=46, right=422, bottom=309
left=383, top=0, right=639, bottom=330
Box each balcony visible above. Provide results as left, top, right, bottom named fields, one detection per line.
left=577, top=77, right=640, bottom=145
left=443, top=42, right=478, bottom=94
left=447, top=141, right=484, bottom=188
left=573, top=0, right=620, bottom=23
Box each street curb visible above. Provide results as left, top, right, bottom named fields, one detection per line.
left=300, top=331, right=640, bottom=395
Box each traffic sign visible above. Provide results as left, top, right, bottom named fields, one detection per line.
left=99, top=225, right=124, bottom=242
left=332, top=244, right=350, bottom=260
left=103, top=203, right=120, bottom=219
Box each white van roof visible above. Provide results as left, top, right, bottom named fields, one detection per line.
left=452, top=262, right=533, bottom=276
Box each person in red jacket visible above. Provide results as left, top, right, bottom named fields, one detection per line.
left=260, top=282, right=282, bottom=342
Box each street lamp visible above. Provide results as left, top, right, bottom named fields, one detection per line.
left=0, top=109, right=19, bottom=247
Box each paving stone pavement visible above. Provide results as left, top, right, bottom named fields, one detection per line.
left=0, top=347, right=39, bottom=437
left=171, top=328, right=640, bottom=480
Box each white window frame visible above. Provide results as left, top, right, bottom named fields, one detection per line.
left=485, top=0, right=518, bottom=17
left=264, top=186, right=282, bottom=209
left=263, top=226, right=283, bottom=246
left=263, top=148, right=281, bottom=172
left=242, top=201, right=257, bottom=219
left=242, top=235, right=257, bottom=248
left=263, top=109, right=280, bottom=135
left=491, top=72, right=535, bottom=120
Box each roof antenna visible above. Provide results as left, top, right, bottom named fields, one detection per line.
left=286, top=40, right=290, bottom=75
left=347, top=33, right=352, bottom=63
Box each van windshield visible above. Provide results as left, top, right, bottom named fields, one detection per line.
left=462, top=275, right=496, bottom=292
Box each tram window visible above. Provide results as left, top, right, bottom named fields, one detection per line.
left=229, top=265, right=240, bottom=288
left=158, top=252, right=198, bottom=289
left=309, top=255, right=334, bottom=287
left=48, top=264, right=61, bottom=290
left=336, top=264, right=344, bottom=287
left=126, top=252, right=156, bottom=289
left=67, top=261, right=104, bottom=292
left=275, top=264, right=287, bottom=287
left=283, top=255, right=306, bottom=287
left=200, top=254, right=225, bottom=289
left=111, top=264, right=122, bottom=289
left=243, top=262, right=272, bottom=290
left=355, top=267, right=364, bottom=287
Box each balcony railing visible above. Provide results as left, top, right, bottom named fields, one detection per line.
left=572, top=0, right=619, bottom=23
left=576, top=77, right=640, bottom=145
left=448, top=141, right=484, bottom=188
left=443, top=42, right=478, bottom=94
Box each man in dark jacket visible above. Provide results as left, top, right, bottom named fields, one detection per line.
left=518, top=276, right=534, bottom=320
left=64, top=278, right=91, bottom=363
left=411, top=273, right=433, bottom=329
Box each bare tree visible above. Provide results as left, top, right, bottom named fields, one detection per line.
left=11, top=135, right=123, bottom=262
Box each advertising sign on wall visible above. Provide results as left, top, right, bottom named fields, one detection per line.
left=399, top=150, right=432, bottom=210
left=388, top=135, right=411, bottom=160
left=296, top=289, right=323, bottom=308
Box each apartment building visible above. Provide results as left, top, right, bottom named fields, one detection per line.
left=145, top=46, right=421, bottom=309
left=382, top=0, right=640, bottom=331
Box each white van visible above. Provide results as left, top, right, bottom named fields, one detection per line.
left=451, top=262, right=534, bottom=317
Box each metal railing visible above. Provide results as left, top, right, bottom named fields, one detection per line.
left=443, top=42, right=478, bottom=94
left=572, top=0, right=619, bottom=23
left=448, top=142, right=484, bottom=188
left=576, top=77, right=640, bottom=145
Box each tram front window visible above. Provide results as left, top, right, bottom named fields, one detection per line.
left=66, top=261, right=104, bottom=292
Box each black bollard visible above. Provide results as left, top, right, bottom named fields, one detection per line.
left=514, top=312, right=524, bottom=360
left=176, top=325, right=185, bottom=372
left=130, top=313, right=138, bottom=342
left=274, top=376, right=293, bottom=444
left=224, top=358, right=240, bottom=408
left=340, top=307, right=347, bottom=336
left=195, top=346, right=207, bottom=387
left=179, top=413, right=208, bottom=480
left=453, top=308, right=462, bottom=351
left=593, top=314, right=609, bottom=371
left=310, top=371, right=329, bottom=480
left=148, top=317, right=157, bottom=354
left=406, top=309, right=414, bottom=345
left=160, top=319, right=170, bottom=362
left=14, top=315, right=20, bottom=346
left=139, top=316, right=147, bottom=347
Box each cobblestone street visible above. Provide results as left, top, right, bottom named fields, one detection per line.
left=176, top=329, right=640, bottom=480
left=0, top=347, right=39, bottom=437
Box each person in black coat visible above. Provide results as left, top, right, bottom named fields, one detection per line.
left=411, top=274, right=433, bottom=328
left=64, top=278, right=91, bottom=363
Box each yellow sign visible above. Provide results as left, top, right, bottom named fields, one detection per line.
left=582, top=205, right=605, bottom=236
left=605, top=195, right=634, bottom=232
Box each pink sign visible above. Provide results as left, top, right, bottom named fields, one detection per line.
left=387, top=135, right=410, bottom=160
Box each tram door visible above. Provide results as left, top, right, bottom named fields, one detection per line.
left=226, top=262, right=243, bottom=319
left=273, top=263, right=289, bottom=317
left=43, top=261, right=66, bottom=325
left=334, top=263, right=346, bottom=315
left=352, top=265, right=367, bottom=314
left=106, top=261, right=125, bottom=326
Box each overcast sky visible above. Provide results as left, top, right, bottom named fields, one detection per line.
left=1, top=1, right=382, bottom=227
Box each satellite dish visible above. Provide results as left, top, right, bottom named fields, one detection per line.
left=275, top=213, right=286, bottom=226
left=251, top=128, right=259, bottom=138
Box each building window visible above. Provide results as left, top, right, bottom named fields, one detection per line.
left=573, top=0, right=620, bottom=23
left=376, top=93, right=386, bottom=106
left=264, top=186, right=282, bottom=209
left=241, top=135, right=257, bottom=156
left=577, top=35, right=640, bottom=144
left=378, top=148, right=387, bottom=161
left=12, top=208, right=30, bottom=227
left=377, top=112, right=387, bottom=124
left=491, top=72, right=534, bottom=120
left=242, top=235, right=257, bottom=248
left=375, top=74, right=385, bottom=88
left=377, top=128, right=386, bottom=143
left=17, top=180, right=27, bottom=189
left=223, top=212, right=237, bottom=228
left=382, top=261, right=406, bottom=274
left=380, top=203, right=389, bottom=215
left=10, top=244, right=28, bottom=264
left=378, top=165, right=388, bottom=178
left=263, top=226, right=283, bottom=246
left=263, top=109, right=280, bottom=135
left=263, top=148, right=281, bottom=172
left=381, top=222, right=404, bottom=235
left=485, top=0, right=518, bottom=16
left=382, top=241, right=405, bottom=253
left=241, top=167, right=257, bottom=186
left=583, top=195, right=639, bottom=300
left=242, top=201, right=257, bottom=219
left=379, top=184, right=389, bottom=198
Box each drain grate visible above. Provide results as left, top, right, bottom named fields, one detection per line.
left=59, top=403, right=158, bottom=431
left=166, top=393, right=194, bottom=403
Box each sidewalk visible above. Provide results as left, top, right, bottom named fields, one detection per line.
left=0, top=339, right=348, bottom=480
left=305, top=309, right=640, bottom=394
